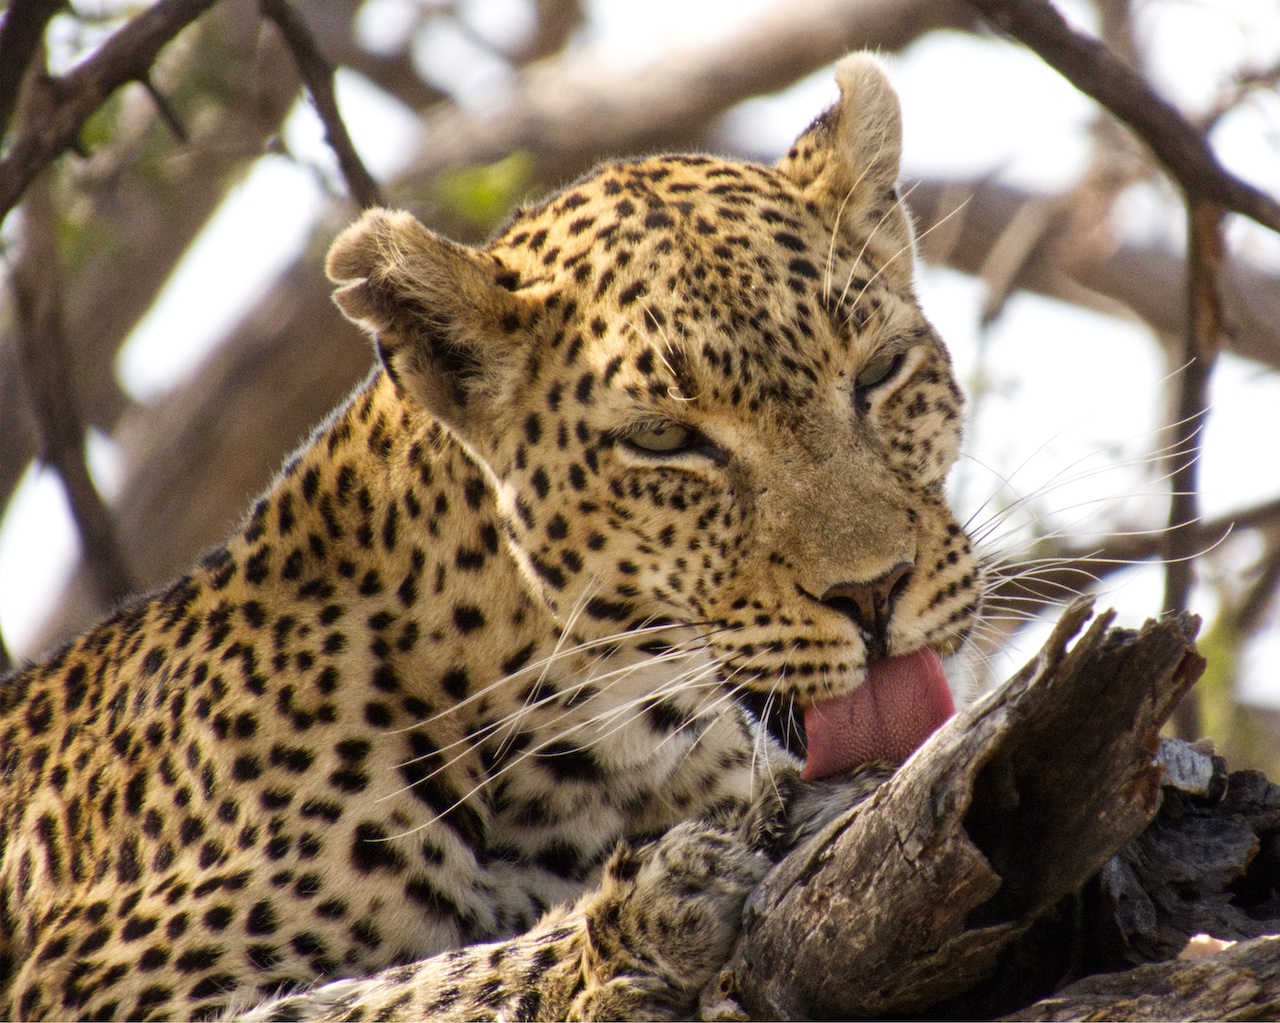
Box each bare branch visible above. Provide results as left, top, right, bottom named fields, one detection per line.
left=11, top=164, right=136, bottom=607
left=0, top=0, right=64, bottom=140
left=967, top=0, right=1280, bottom=236
left=512, top=0, right=585, bottom=64
left=1237, top=539, right=1280, bottom=637
left=1164, top=201, right=1226, bottom=737
left=908, top=178, right=1280, bottom=371
left=259, top=0, right=383, bottom=209
left=1203, top=57, right=1280, bottom=132
left=286, top=1, right=446, bottom=111
left=0, top=0, right=219, bottom=223
left=399, top=0, right=979, bottom=189
left=139, top=74, right=189, bottom=143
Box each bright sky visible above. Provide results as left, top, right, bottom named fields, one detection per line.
left=3, top=0, right=1280, bottom=700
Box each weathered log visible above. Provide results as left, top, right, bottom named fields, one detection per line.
left=708, top=598, right=1208, bottom=1020
left=931, top=743, right=1280, bottom=1019
left=1003, top=934, right=1280, bottom=1021
left=1096, top=761, right=1280, bottom=963
left=984, top=757, right=1280, bottom=1021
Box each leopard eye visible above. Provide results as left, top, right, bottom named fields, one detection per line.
left=855, top=352, right=902, bottom=389
left=625, top=423, right=694, bottom=453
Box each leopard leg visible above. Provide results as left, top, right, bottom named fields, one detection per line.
left=237, top=821, right=768, bottom=1023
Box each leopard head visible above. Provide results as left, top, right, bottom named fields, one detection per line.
left=326, top=54, right=981, bottom=773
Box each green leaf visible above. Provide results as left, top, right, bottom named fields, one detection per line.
left=432, top=152, right=535, bottom=231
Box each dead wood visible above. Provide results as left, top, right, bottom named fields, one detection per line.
left=700, top=599, right=1280, bottom=1020
left=1003, top=934, right=1280, bottom=1021
left=709, top=599, right=1210, bottom=1020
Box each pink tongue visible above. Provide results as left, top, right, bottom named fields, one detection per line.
left=802, top=648, right=955, bottom=781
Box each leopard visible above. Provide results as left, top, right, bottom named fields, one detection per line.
left=0, top=53, right=981, bottom=1021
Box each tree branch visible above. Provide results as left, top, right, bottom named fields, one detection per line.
left=0, top=0, right=64, bottom=141
left=1237, top=537, right=1280, bottom=637
left=907, top=178, right=1280, bottom=372
left=0, top=0, right=219, bottom=223
left=259, top=0, right=383, bottom=209
left=1165, top=200, right=1227, bottom=738
left=966, top=0, right=1280, bottom=235
left=1004, top=935, right=1280, bottom=1021
left=11, top=163, right=136, bottom=607
left=398, top=0, right=978, bottom=189
left=139, top=73, right=189, bottom=143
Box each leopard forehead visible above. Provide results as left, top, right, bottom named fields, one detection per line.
left=490, top=153, right=932, bottom=412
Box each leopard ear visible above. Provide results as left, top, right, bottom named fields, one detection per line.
left=777, top=53, right=914, bottom=270
left=326, top=208, right=533, bottom=439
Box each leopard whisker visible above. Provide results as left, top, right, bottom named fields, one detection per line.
left=382, top=656, right=738, bottom=839
left=385, top=617, right=709, bottom=736
left=965, top=443, right=1197, bottom=548
left=959, top=411, right=1200, bottom=542
left=822, top=154, right=881, bottom=307
left=834, top=179, right=920, bottom=317
left=387, top=640, right=715, bottom=779
left=386, top=619, right=742, bottom=789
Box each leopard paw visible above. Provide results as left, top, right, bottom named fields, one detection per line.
left=585, top=822, right=769, bottom=1015
left=745, top=762, right=893, bottom=859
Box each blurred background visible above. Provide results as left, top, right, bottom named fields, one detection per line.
left=2, top=0, right=1279, bottom=765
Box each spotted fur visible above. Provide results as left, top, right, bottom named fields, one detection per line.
left=1, top=55, right=981, bottom=1021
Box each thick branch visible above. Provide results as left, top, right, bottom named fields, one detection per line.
left=0, top=0, right=219, bottom=223
left=399, top=0, right=977, bottom=188
left=967, top=0, right=1280, bottom=235
left=259, top=0, right=383, bottom=209
left=1004, top=755, right=1280, bottom=1020
left=0, top=0, right=63, bottom=140
left=11, top=166, right=136, bottom=606
left=1004, top=937, right=1280, bottom=1021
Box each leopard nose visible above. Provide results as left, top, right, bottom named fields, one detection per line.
left=819, top=562, right=914, bottom=660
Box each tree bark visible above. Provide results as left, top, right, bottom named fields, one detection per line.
left=1004, top=935, right=1280, bottom=1021
left=708, top=600, right=1209, bottom=1019
left=701, top=601, right=1280, bottom=1020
